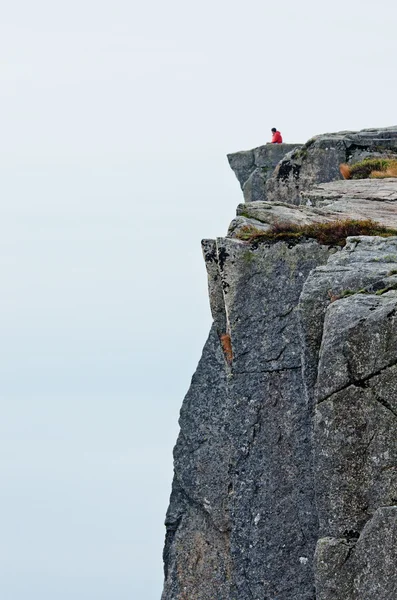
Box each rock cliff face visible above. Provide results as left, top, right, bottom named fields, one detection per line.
left=162, top=127, right=397, bottom=600
left=228, top=143, right=301, bottom=203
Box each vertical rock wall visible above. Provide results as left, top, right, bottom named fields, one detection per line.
left=299, top=237, right=397, bottom=600
left=162, top=128, right=397, bottom=600
left=162, top=238, right=333, bottom=600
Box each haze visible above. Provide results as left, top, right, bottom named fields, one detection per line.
left=1, top=1, right=396, bottom=599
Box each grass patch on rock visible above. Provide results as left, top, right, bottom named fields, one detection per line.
left=375, top=282, right=397, bottom=295
left=340, top=158, right=397, bottom=180
left=235, top=219, right=397, bottom=247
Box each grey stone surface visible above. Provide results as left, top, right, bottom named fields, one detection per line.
left=352, top=506, right=397, bottom=599
left=161, top=326, right=233, bottom=600
left=301, top=179, right=397, bottom=227
left=303, top=178, right=397, bottom=204
left=227, top=215, right=271, bottom=239
left=315, top=507, right=397, bottom=600
left=232, top=200, right=341, bottom=233
left=298, top=236, right=397, bottom=405
left=299, top=236, right=397, bottom=599
left=227, top=180, right=397, bottom=237
left=163, top=238, right=333, bottom=599
left=314, top=537, right=354, bottom=600
left=228, top=143, right=301, bottom=202
left=162, top=132, right=397, bottom=600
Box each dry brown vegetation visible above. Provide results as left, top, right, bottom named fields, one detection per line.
left=339, top=163, right=351, bottom=179
left=371, top=165, right=397, bottom=178
left=220, top=333, right=233, bottom=365
left=340, top=158, right=397, bottom=180
left=235, top=219, right=397, bottom=247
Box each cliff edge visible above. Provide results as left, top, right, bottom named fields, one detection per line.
left=162, top=127, right=397, bottom=600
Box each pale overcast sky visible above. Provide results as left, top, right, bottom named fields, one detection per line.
left=1, top=1, right=396, bottom=599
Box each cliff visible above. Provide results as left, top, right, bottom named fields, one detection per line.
left=162, top=127, right=397, bottom=600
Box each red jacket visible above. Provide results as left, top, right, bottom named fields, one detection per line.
left=271, top=131, right=283, bottom=144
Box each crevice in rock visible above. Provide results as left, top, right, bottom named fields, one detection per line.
left=371, top=390, right=397, bottom=420
left=232, top=305, right=295, bottom=328
left=317, top=359, right=397, bottom=410
left=234, top=366, right=300, bottom=375
left=340, top=543, right=355, bottom=567
left=235, top=346, right=288, bottom=365
left=363, top=431, right=377, bottom=454
left=215, top=239, right=232, bottom=336
left=163, top=518, right=182, bottom=579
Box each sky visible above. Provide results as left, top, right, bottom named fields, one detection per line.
left=1, top=1, right=397, bottom=599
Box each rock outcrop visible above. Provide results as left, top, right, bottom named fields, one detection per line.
left=229, top=127, right=397, bottom=205
left=228, top=143, right=301, bottom=203
left=227, top=179, right=397, bottom=240
left=162, top=127, right=397, bottom=600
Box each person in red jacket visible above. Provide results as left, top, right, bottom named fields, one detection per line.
left=271, top=127, right=283, bottom=143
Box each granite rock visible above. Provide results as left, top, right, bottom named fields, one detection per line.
left=228, top=143, right=301, bottom=203
left=163, top=237, right=333, bottom=600
left=162, top=129, right=397, bottom=600
left=299, top=236, right=397, bottom=599
left=300, top=179, right=397, bottom=227
left=315, top=507, right=397, bottom=600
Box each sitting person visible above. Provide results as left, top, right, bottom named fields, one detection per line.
left=270, top=127, right=283, bottom=143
